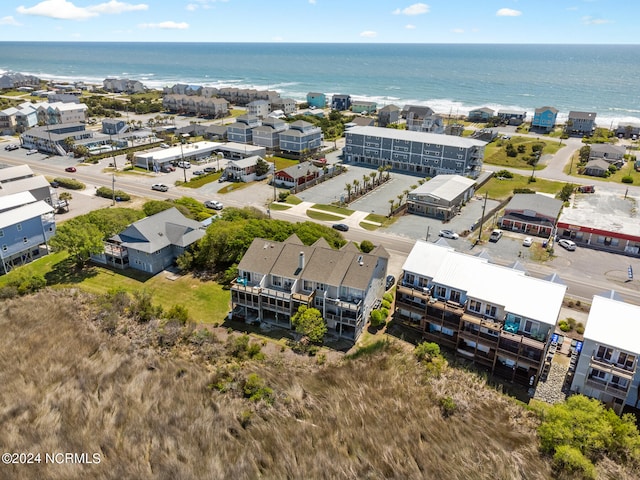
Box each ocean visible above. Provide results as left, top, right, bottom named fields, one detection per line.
left=1, top=42, right=639, bottom=126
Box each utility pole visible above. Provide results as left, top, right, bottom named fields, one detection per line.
left=109, top=132, right=117, bottom=171
left=111, top=173, right=116, bottom=206
left=425, top=225, right=430, bottom=242
left=476, top=192, right=488, bottom=245
left=180, top=138, right=187, bottom=183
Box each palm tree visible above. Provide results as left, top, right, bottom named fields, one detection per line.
left=384, top=164, right=392, bottom=181
left=345, top=183, right=352, bottom=203
left=369, top=172, right=377, bottom=188
left=377, top=165, right=385, bottom=185
left=388, top=199, right=395, bottom=216
left=362, top=174, right=369, bottom=192
left=403, top=189, right=410, bottom=203
left=397, top=194, right=404, bottom=205
left=353, top=179, right=360, bottom=196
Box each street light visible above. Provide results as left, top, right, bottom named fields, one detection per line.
left=179, top=138, right=187, bottom=183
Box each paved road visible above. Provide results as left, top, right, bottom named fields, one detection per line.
left=3, top=133, right=640, bottom=307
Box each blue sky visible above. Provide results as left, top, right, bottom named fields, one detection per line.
left=0, top=0, right=636, bottom=43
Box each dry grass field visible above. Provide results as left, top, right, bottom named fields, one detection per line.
left=0, top=290, right=635, bottom=480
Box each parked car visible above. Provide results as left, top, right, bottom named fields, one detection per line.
left=218, top=176, right=228, bottom=183
left=160, top=143, right=170, bottom=148
left=332, top=223, right=349, bottom=232
left=439, top=229, right=459, bottom=239
left=151, top=183, right=169, bottom=192
left=161, top=165, right=175, bottom=173
left=193, top=170, right=204, bottom=176
left=177, top=161, right=191, bottom=169
left=49, top=181, right=60, bottom=188
left=64, top=166, right=76, bottom=173
left=4, top=144, right=19, bottom=151
left=522, top=237, right=533, bottom=247
left=558, top=239, right=577, bottom=251
left=385, top=275, right=396, bottom=290
left=204, top=166, right=216, bottom=173
left=204, top=200, right=223, bottom=210
left=27, top=149, right=39, bottom=155
left=489, top=229, right=503, bottom=242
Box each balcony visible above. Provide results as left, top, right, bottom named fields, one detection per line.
left=231, top=278, right=261, bottom=295
left=326, top=296, right=362, bottom=312
left=397, top=284, right=430, bottom=303
left=589, top=356, right=636, bottom=380
left=104, top=243, right=128, bottom=259
left=585, top=377, right=630, bottom=399
left=500, top=330, right=546, bottom=351
left=292, top=290, right=315, bottom=304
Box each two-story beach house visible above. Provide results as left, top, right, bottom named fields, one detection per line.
left=566, top=111, right=597, bottom=136
left=226, top=115, right=262, bottom=144
left=0, top=191, right=55, bottom=274
left=231, top=234, right=388, bottom=340
left=252, top=117, right=288, bottom=150
left=571, top=292, right=640, bottom=414
left=468, top=107, right=495, bottom=122
left=278, top=120, right=323, bottom=156
left=306, top=92, right=326, bottom=109
left=532, top=106, right=558, bottom=133
left=395, top=241, right=566, bottom=386
left=406, top=175, right=476, bottom=221
left=331, top=94, right=351, bottom=111
left=93, top=208, right=204, bottom=274
left=377, top=104, right=401, bottom=127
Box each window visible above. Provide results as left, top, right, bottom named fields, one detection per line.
left=523, top=320, right=538, bottom=334
left=617, top=352, right=635, bottom=369
left=485, top=304, right=497, bottom=318
left=449, top=290, right=461, bottom=303
left=317, top=283, right=325, bottom=291
left=612, top=376, right=629, bottom=388
left=0, top=230, right=3, bottom=238
left=469, top=300, right=482, bottom=313
left=16, top=223, right=22, bottom=232
left=435, top=286, right=447, bottom=299
left=271, top=276, right=282, bottom=287
left=23, top=237, right=28, bottom=243
left=404, top=273, right=415, bottom=285
left=590, top=368, right=606, bottom=380
left=596, top=345, right=613, bottom=361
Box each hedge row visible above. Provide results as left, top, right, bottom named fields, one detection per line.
left=53, top=177, right=85, bottom=190
left=96, top=186, right=131, bottom=201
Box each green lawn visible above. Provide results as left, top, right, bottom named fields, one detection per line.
left=0, top=252, right=230, bottom=324
left=360, top=213, right=397, bottom=230
left=484, top=137, right=564, bottom=169
left=564, top=157, right=640, bottom=186
left=477, top=173, right=568, bottom=200
left=218, top=182, right=252, bottom=194
left=270, top=156, right=299, bottom=171
left=311, top=204, right=354, bottom=216
left=181, top=172, right=221, bottom=188
left=306, top=210, right=344, bottom=221
left=285, top=195, right=302, bottom=205
left=269, top=203, right=292, bottom=211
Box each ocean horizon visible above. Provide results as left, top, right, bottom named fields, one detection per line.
left=1, top=42, right=639, bottom=126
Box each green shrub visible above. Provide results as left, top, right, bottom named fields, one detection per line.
left=576, top=323, right=585, bottom=335
left=380, top=307, right=389, bottom=318
left=243, top=373, right=274, bottom=404
left=380, top=299, right=391, bottom=310
left=96, top=186, right=130, bottom=201
left=495, top=169, right=514, bottom=179
left=247, top=342, right=265, bottom=360
left=163, top=304, right=190, bottom=325
left=558, top=320, right=571, bottom=332
left=622, top=175, right=634, bottom=184
left=383, top=292, right=394, bottom=303
left=414, top=342, right=440, bottom=362
left=370, top=309, right=384, bottom=327
left=278, top=191, right=290, bottom=202
left=567, top=317, right=577, bottom=329
left=439, top=396, right=457, bottom=418
left=53, top=177, right=85, bottom=190
left=552, top=445, right=596, bottom=480
left=359, top=239, right=375, bottom=253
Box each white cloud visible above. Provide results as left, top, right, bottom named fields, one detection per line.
left=186, top=3, right=198, bottom=11
left=87, top=0, right=148, bottom=14
left=393, top=3, right=429, bottom=16
left=582, top=16, right=612, bottom=25
left=17, top=0, right=147, bottom=20
left=452, top=28, right=464, bottom=34
left=185, top=0, right=226, bottom=9
left=0, top=16, right=22, bottom=26
left=309, top=0, right=316, bottom=4
left=405, top=24, right=416, bottom=29
left=139, top=21, right=189, bottom=29
left=360, top=30, right=377, bottom=38
left=566, top=6, right=579, bottom=11
left=496, top=8, right=522, bottom=17
left=17, top=0, right=97, bottom=20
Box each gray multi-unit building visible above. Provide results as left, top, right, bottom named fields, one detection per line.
left=343, top=126, right=485, bottom=178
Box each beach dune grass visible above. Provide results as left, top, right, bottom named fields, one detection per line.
left=477, top=173, right=566, bottom=200
left=484, top=137, right=563, bottom=169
